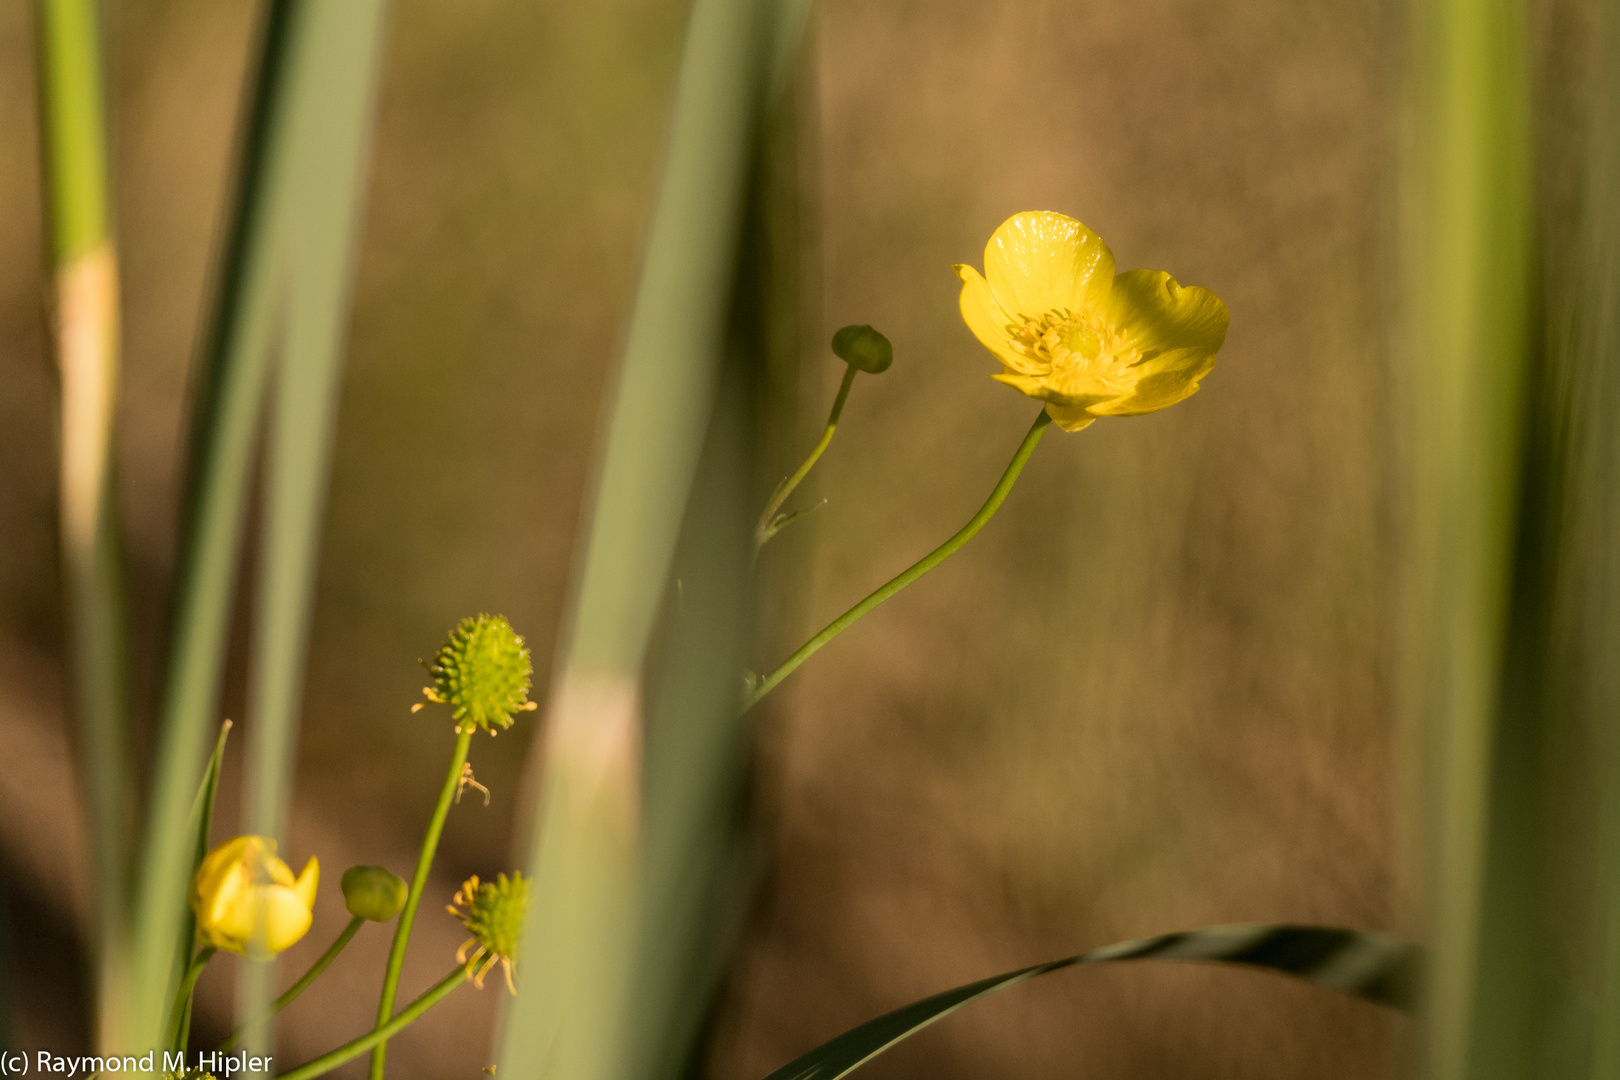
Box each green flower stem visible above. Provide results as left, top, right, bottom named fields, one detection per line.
left=742, top=409, right=1052, bottom=713
left=370, top=727, right=474, bottom=1080
left=755, top=363, right=859, bottom=550
left=280, top=966, right=468, bottom=1080
left=219, top=915, right=364, bottom=1051
left=166, top=946, right=215, bottom=1053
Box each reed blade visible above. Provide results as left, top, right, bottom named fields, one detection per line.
left=496, top=0, right=778, bottom=1074
left=35, top=0, right=132, bottom=1052
left=1402, top=0, right=1533, bottom=1075
left=126, top=0, right=386, bottom=1059
left=236, top=0, right=390, bottom=1059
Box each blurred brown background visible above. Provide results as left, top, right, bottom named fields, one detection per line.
left=0, top=0, right=1405, bottom=1077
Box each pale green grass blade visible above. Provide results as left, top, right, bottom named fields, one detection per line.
left=35, top=0, right=132, bottom=1052
left=1402, top=0, right=1532, bottom=1075
left=497, top=0, right=775, bottom=1074
left=759, top=925, right=1417, bottom=1080
left=629, top=364, right=757, bottom=1080
left=237, top=0, right=389, bottom=1057
left=628, top=17, right=815, bottom=1075
left=123, top=0, right=349, bottom=1057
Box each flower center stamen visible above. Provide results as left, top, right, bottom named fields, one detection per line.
left=1008, top=308, right=1141, bottom=400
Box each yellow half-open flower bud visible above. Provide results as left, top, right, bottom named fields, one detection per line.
left=190, top=836, right=319, bottom=956
left=955, top=210, right=1228, bottom=431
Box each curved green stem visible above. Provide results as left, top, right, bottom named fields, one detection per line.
left=166, top=946, right=216, bottom=1053
left=370, top=727, right=473, bottom=1080
left=755, top=363, right=859, bottom=550
left=220, top=915, right=364, bottom=1051
left=743, top=409, right=1052, bottom=713
left=280, top=965, right=468, bottom=1080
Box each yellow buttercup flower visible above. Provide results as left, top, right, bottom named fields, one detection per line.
left=955, top=211, right=1228, bottom=431
left=190, top=836, right=319, bottom=956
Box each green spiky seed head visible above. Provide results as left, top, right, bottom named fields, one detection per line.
left=425, top=615, right=535, bottom=733
left=448, top=872, right=529, bottom=991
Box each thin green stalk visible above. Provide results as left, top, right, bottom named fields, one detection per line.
left=280, top=966, right=467, bottom=1080
left=219, top=916, right=363, bottom=1051
left=742, top=409, right=1052, bottom=713
left=36, top=0, right=130, bottom=1052
left=370, top=729, right=473, bottom=1079
left=165, top=947, right=215, bottom=1054
left=754, top=364, right=856, bottom=549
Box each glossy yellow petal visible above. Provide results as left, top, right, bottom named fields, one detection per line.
left=956, top=264, right=1029, bottom=372
left=1102, top=269, right=1228, bottom=363
left=982, top=211, right=1114, bottom=320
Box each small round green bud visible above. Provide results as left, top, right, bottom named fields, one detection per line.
left=341, top=865, right=408, bottom=922
left=831, top=324, right=893, bottom=373
left=425, top=614, right=536, bottom=733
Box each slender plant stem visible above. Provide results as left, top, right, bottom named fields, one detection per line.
left=755, top=363, right=858, bottom=550
left=280, top=966, right=468, bottom=1080
left=370, top=728, right=473, bottom=1080
left=219, top=916, right=363, bottom=1051
left=165, top=946, right=215, bottom=1053
left=742, top=409, right=1052, bottom=713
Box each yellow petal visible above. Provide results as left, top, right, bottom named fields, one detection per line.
left=982, top=211, right=1114, bottom=321
left=293, top=856, right=320, bottom=912
left=956, top=265, right=1032, bottom=372
left=1091, top=354, right=1217, bottom=416
left=1101, top=269, right=1228, bottom=364
left=259, top=886, right=315, bottom=954
left=1042, top=402, right=1097, bottom=431
left=265, top=854, right=297, bottom=888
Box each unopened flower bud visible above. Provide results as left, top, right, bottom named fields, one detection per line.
left=190, top=836, right=319, bottom=956
left=831, top=324, right=893, bottom=373
left=341, top=865, right=408, bottom=922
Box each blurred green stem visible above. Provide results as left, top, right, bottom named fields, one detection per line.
left=35, top=0, right=131, bottom=1052
left=370, top=728, right=473, bottom=1079
left=754, top=363, right=857, bottom=550
left=219, top=915, right=363, bottom=1051
left=742, top=409, right=1052, bottom=712
left=282, top=966, right=468, bottom=1080
left=165, top=947, right=215, bottom=1053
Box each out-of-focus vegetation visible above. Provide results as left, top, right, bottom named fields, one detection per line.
left=16, top=0, right=1618, bottom=1076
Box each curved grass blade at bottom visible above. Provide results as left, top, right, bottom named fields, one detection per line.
left=761, top=923, right=1420, bottom=1080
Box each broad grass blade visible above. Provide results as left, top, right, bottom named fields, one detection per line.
left=497, top=0, right=777, bottom=1074
left=1401, top=0, right=1533, bottom=1074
